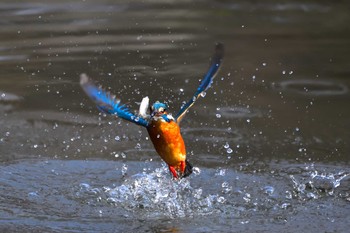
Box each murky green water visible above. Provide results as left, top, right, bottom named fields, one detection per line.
left=1, top=0, right=349, bottom=232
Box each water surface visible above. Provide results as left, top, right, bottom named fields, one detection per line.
left=1, top=0, right=349, bottom=232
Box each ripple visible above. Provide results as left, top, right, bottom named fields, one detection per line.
left=227, top=3, right=330, bottom=13
left=0, top=55, right=27, bottom=62
left=0, top=91, right=22, bottom=102
left=0, top=104, right=13, bottom=112
left=5, top=3, right=128, bottom=16
left=12, top=110, right=103, bottom=125
left=219, top=106, right=262, bottom=119
left=272, top=79, right=348, bottom=96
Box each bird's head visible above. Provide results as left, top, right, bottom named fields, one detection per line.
left=150, top=101, right=168, bottom=117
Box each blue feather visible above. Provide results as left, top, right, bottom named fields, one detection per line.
left=175, top=43, right=224, bottom=123
left=161, top=114, right=172, bottom=123
left=80, top=74, right=149, bottom=127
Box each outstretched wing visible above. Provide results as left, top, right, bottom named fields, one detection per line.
left=175, top=43, right=224, bottom=123
left=80, top=73, right=149, bottom=127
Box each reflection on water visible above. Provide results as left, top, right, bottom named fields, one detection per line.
left=0, top=0, right=350, bottom=232
left=272, top=79, right=349, bottom=96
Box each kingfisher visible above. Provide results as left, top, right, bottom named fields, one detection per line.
left=80, top=43, right=224, bottom=179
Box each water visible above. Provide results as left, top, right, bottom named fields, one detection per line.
left=1, top=160, right=349, bottom=232
left=1, top=0, right=349, bottom=232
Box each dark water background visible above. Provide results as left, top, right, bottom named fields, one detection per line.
left=0, top=0, right=349, bottom=232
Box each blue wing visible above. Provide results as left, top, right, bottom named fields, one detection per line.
left=80, top=74, right=149, bottom=127
left=175, top=43, right=224, bottom=123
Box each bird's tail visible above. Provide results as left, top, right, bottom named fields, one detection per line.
left=182, top=160, right=193, bottom=178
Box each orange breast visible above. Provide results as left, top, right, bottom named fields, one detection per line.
left=147, top=119, right=186, bottom=168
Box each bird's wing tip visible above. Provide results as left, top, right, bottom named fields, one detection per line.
left=80, top=73, right=89, bottom=85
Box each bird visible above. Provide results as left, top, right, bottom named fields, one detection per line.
left=80, top=43, right=224, bottom=179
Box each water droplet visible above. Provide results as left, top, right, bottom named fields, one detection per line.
left=28, top=192, right=39, bottom=198
left=281, top=203, right=291, bottom=209
left=243, top=193, right=251, bottom=202
left=240, top=220, right=250, bottom=225
left=215, top=113, right=221, bottom=118
left=217, top=196, right=226, bottom=203
left=222, top=182, right=229, bottom=188
left=193, top=167, right=201, bottom=175
left=298, top=148, right=306, bottom=153
left=285, top=190, right=292, bottom=199
left=224, top=142, right=230, bottom=149
left=263, top=186, right=275, bottom=195
left=79, top=183, right=91, bottom=190
left=121, top=164, right=128, bottom=176
left=193, top=188, right=202, bottom=199
left=215, top=168, right=226, bottom=176
left=306, top=192, right=317, bottom=199
left=114, top=136, right=120, bottom=141
left=135, top=143, right=141, bottom=149
left=226, top=148, right=233, bottom=154
left=222, top=182, right=232, bottom=193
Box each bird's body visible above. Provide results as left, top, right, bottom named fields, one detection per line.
left=147, top=114, right=187, bottom=178
left=148, top=117, right=186, bottom=167
left=80, top=43, right=223, bottom=179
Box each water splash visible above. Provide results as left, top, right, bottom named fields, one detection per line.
left=69, top=160, right=350, bottom=222
left=1, top=159, right=349, bottom=233
left=81, top=166, right=229, bottom=219
left=289, top=169, right=349, bottom=199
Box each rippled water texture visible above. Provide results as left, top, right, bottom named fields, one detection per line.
left=1, top=0, right=349, bottom=232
